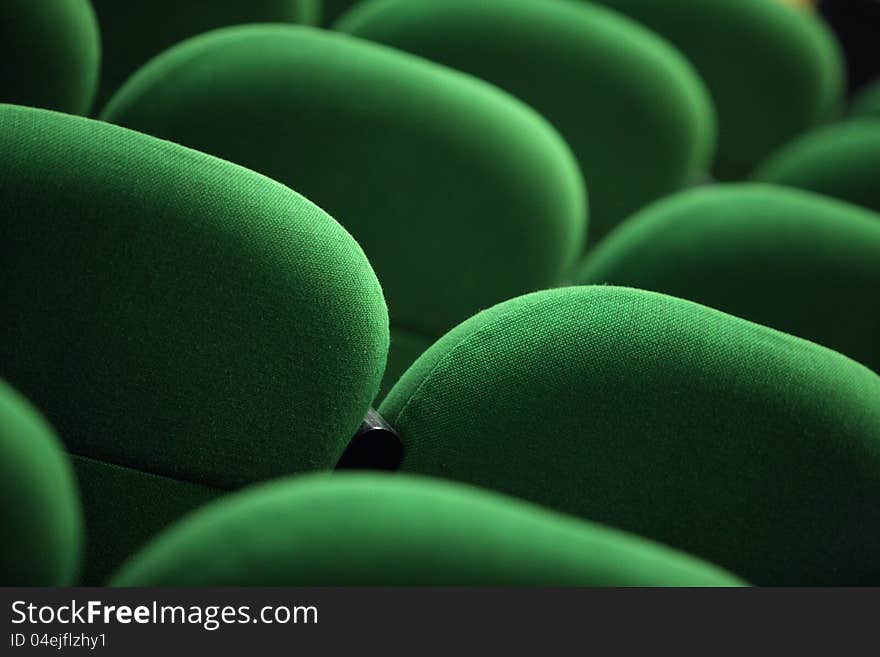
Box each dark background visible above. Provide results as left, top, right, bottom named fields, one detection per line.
left=820, top=0, right=880, bottom=95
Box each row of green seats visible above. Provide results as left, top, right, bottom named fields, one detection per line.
left=752, top=121, right=880, bottom=214
left=576, top=185, right=880, bottom=373
left=99, top=24, right=586, bottom=394
left=5, top=210, right=880, bottom=585
left=336, top=0, right=841, bottom=225
left=2, top=0, right=879, bottom=586
left=2, top=375, right=742, bottom=586
left=2, top=0, right=848, bottom=199
left=3, top=104, right=880, bottom=586
left=0, top=0, right=323, bottom=116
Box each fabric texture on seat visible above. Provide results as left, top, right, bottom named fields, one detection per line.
left=380, top=328, right=435, bottom=401
left=380, top=286, right=880, bottom=585
left=101, top=25, right=586, bottom=393
left=0, top=103, right=389, bottom=581
left=575, top=184, right=880, bottom=373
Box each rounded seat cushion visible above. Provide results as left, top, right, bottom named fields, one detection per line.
left=101, top=25, right=585, bottom=391
left=100, top=24, right=586, bottom=337
left=380, top=286, right=880, bottom=585
left=0, top=380, right=82, bottom=585
left=0, top=0, right=100, bottom=114
left=0, top=103, right=388, bottom=580
left=111, top=474, right=744, bottom=586
left=337, top=0, right=715, bottom=243
left=379, top=328, right=434, bottom=401
left=575, top=184, right=880, bottom=373
left=587, top=0, right=844, bottom=179
left=751, top=122, right=880, bottom=214
left=89, top=0, right=319, bottom=108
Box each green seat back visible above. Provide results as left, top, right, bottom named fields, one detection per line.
left=576, top=184, right=880, bottom=373
left=0, top=0, right=100, bottom=114
left=0, top=103, right=388, bottom=580
left=112, top=474, right=744, bottom=586
left=587, top=0, right=844, bottom=179
left=380, top=286, right=880, bottom=585
left=752, top=122, right=880, bottom=214
left=337, top=0, right=715, bottom=243
left=101, top=25, right=586, bottom=389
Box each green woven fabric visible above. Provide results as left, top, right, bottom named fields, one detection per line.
left=0, top=0, right=100, bottom=114
left=72, top=455, right=221, bottom=584
left=381, top=286, right=880, bottom=585
left=588, top=0, right=844, bottom=180
left=0, top=103, right=388, bottom=578
left=850, top=80, right=880, bottom=121
left=380, top=328, right=434, bottom=401
left=111, top=474, right=744, bottom=586
left=102, top=25, right=585, bottom=343
left=337, top=0, right=715, bottom=244
left=575, top=184, right=880, bottom=373
left=90, top=0, right=319, bottom=110
left=751, top=122, right=880, bottom=214
left=0, top=381, right=82, bottom=585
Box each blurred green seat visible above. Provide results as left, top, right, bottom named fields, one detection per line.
left=752, top=121, right=880, bottom=214
left=337, top=0, right=715, bottom=244
left=111, top=474, right=744, bottom=586
left=0, top=0, right=100, bottom=114
left=850, top=79, right=880, bottom=120
left=0, top=380, right=82, bottom=585
left=586, top=0, right=844, bottom=179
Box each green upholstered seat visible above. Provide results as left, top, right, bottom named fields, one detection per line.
left=101, top=24, right=586, bottom=393
left=0, top=103, right=389, bottom=582
left=380, top=329, right=434, bottom=401
left=89, top=0, right=319, bottom=109
left=585, top=0, right=844, bottom=180
left=337, top=0, right=715, bottom=244
left=0, top=0, right=100, bottom=115
left=574, top=184, right=880, bottom=373
left=751, top=122, right=880, bottom=214
left=0, top=380, right=82, bottom=585
left=850, top=79, right=880, bottom=121
left=380, top=286, right=880, bottom=585
left=111, top=474, right=744, bottom=586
